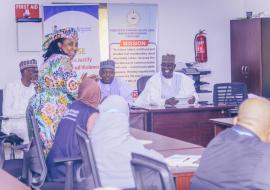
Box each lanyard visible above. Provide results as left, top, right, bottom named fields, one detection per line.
left=232, top=127, right=254, bottom=137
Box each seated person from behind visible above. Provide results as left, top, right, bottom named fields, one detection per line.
left=190, top=98, right=270, bottom=190
left=46, top=78, right=101, bottom=182
left=99, top=59, right=133, bottom=105
left=134, top=54, right=198, bottom=107
left=91, top=95, right=165, bottom=189
left=2, top=59, right=38, bottom=144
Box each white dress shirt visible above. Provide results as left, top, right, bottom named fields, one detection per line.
left=134, top=72, right=198, bottom=107
left=2, top=80, right=35, bottom=144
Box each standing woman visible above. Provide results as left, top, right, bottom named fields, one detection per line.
left=30, top=27, right=80, bottom=154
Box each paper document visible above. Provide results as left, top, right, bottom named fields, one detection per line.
left=2, top=114, right=25, bottom=120
left=137, top=139, right=153, bottom=145
left=175, top=97, right=190, bottom=105
left=165, top=154, right=201, bottom=167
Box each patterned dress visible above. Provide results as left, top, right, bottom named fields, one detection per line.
left=30, top=54, right=79, bottom=155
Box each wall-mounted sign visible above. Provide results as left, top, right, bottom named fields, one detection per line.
left=15, top=4, right=40, bottom=19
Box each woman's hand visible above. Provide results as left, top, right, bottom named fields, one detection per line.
left=80, top=73, right=88, bottom=81
left=88, top=74, right=101, bottom=82
left=80, top=73, right=100, bottom=82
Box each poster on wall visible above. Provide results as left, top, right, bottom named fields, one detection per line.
left=107, top=4, right=158, bottom=97
left=15, top=4, right=40, bottom=19
left=43, top=4, right=100, bottom=76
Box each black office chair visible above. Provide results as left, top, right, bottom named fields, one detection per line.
left=131, top=153, right=176, bottom=190
left=75, top=126, right=102, bottom=190
left=0, top=136, right=5, bottom=168
left=0, top=88, right=25, bottom=160
left=213, top=82, right=248, bottom=116
left=0, top=133, right=24, bottom=178
left=137, top=76, right=151, bottom=95
left=26, top=106, right=81, bottom=190
left=0, top=89, right=3, bottom=130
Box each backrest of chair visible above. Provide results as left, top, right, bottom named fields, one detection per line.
left=0, top=89, right=3, bottom=129
left=0, top=139, right=5, bottom=168
left=137, top=76, right=151, bottom=95
left=213, top=83, right=248, bottom=106
left=131, top=153, right=176, bottom=190
left=0, top=105, right=5, bottom=168
left=75, top=126, right=101, bottom=189
left=26, top=105, right=47, bottom=189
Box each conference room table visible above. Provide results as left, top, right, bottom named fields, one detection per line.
left=0, top=169, right=30, bottom=190
left=132, top=104, right=232, bottom=147
left=129, top=109, right=148, bottom=130
left=210, top=117, right=234, bottom=135
left=130, top=128, right=204, bottom=190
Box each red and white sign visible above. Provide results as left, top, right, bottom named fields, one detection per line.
left=15, top=4, right=40, bottom=19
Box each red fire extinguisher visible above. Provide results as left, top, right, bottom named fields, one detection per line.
left=194, top=30, right=207, bottom=63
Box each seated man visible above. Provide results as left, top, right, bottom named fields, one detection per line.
left=98, top=59, right=133, bottom=105
left=190, top=98, right=270, bottom=190
left=134, top=54, right=198, bottom=107
left=2, top=59, right=38, bottom=144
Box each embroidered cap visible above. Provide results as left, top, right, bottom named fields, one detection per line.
left=100, top=59, right=115, bottom=70
left=162, top=54, right=175, bottom=64
left=42, top=27, right=79, bottom=51
left=19, top=59, right=37, bottom=71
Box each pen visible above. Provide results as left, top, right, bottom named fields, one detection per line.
left=182, top=157, right=190, bottom=162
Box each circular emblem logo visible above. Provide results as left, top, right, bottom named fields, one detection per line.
left=127, top=10, right=140, bottom=25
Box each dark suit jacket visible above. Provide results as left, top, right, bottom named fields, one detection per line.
left=190, top=125, right=270, bottom=190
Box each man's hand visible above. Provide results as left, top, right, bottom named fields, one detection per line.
left=188, top=96, right=196, bottom=104
left=165, top=97, right=179, bottom=106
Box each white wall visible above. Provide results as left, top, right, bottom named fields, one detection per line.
left=0, top=0, right=245, bottom=101
left=244, top=0, right=270, bottom=16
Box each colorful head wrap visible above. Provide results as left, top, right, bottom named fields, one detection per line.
left=42, top=27, right=79, bottom=51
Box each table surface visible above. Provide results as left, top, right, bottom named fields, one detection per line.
left=130, top=128, right=201, bottom=151
left=130, top=128, right=204, bottom=173
left=0, top=169, right=30, bottom=190
left=210, top=118, right=234, bottom=127
left=133, top=104, right=233, bottom=112
left=129, top=109, right=148, bottom=114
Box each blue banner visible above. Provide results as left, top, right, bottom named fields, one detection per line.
left=43, top=4, right=100, bottom=76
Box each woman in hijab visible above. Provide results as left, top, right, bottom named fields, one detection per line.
left=91, top=95, right=165, bottom=189
left=46, top=78, right=101, bottom=182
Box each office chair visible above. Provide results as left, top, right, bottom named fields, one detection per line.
left=0, top=90, right=25, bottom=176
left=0, top=88, right=25, bottom=160
left=0, top=137, right=5, bottom=168
left=0, top=132, right=24, bottom=178
left=0, top=89, right=3, bottom=130
left=75, top=126, right=102, bottom=190
left=26, top=106, right=81, bottom=190
left=131, top=153, right=176, bottom=190
left=137, top=76, right=151, bottom=95
left=213, top=82, right=248, bottom=116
